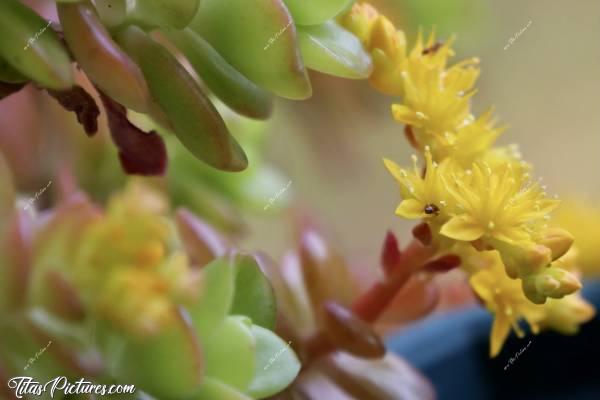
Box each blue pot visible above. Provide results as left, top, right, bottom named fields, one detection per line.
left=387, top=280, right=600, bottom=400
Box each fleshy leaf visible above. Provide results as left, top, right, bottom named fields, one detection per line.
left=116, top=26, right=248, bottom=172
left=0, top=0, right=73, bottom=90
left=202, top=316, right=256, bottom=391
left=298, top=21, right=372, bottom=79
left=283, top=0, right=353, bottom=25
left=189, top=256, right=235, bottom=340
left=163, top=28, right=274, bottom=120
left=192, top=0, right=312, bottom=100
left=126, top=0, right=201, bottom=29
left=112, top=309, right=204, bottom=399
left=230, top=253, right=277, bottom=330
left=57, top=0, right=151, bottom=112
left=247, top=324, right=301, bottom=399
left=175, top=208, right=228, bottom=267
left=192, top=377, right=253, bottom=400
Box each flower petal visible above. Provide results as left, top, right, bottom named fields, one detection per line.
left=490, top=314, right=511, bottom=357
left=395, top=199, right=424, bottom=219
left=383, top=158, right=405, bottom=182
left=440, top=215, right=485, bottom=241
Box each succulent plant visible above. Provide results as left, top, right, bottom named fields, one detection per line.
left=0, top=0, right=371, bottom=175
left=0, top=159, right=302, bottom=399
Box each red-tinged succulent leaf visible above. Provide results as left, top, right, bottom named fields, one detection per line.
left=0, top=361, right=16, bottom=400
left=318, top=353, right=436, bottom=400
left=57, top=0, right=151, bottom=113
left=292, top=369, right=353, bottom=400
left=299, top=230, right=358, bottom=317
left=322, top=302, right=385, bottom=359
left=99, top=92, right=167, bottom=176
left=381, top=231, right=401, bottom=276
left=47, top=85, right=100, bottom=136
left=422, top=254, right=461, bottom=273
left=278, top=252, right=318, bottom=339
left=175, top=208, right=228, bottom=267
left=412, top=222, right=432, bottom=246
left=0, top=152, right=15, bottom=222
left=2, top=211, right=34, bottom=308
left=0, top=81, right=26, bottom=100
left=44, top=270, right=85, bottom=321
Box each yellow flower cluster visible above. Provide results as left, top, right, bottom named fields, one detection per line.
left=342, top=3, right=595, bottom=356
left=73, top=183, right=200, bottom=336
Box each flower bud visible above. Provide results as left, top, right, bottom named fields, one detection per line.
left=498, top=243, right=552, bottom=279
left=522, top=267, right=582, bottom=304
left=537, top=228, right=574, bottom=261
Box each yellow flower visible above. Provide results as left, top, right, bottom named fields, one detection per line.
left=541, top=294, right=595, bottom=335
left=384, top=147, right=452, bottom=221
left=391, top=65, right=475, bottom=143
left=468, top=250, right=594, bottom=356
left=440, top=162, right=559, bottom=247
left=433, top=108, right=506, bottom=164
left=469, top=251, right=545, bottom=357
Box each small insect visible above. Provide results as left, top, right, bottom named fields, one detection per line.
left=422, top=42, right=443, bottom=55
left=424, top=203, right=440, bottom=215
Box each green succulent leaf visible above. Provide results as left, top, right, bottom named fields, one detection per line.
left=298, top=20, right=373, bottom=79
left=163, top=28, right=274, bottom=120
left=192, top=377, right=253, bottom=400
left=246, top=325, right=301, bottom=399
left=202, top=316, right=256, bottom=391
left=125, top=0, right=201, bottom=29
left=93, top=0, right=127, bottom=29
left=230, top=253, right=277, bottom=330
left=112, top=310, right=204, bottom=400
left=0, top=0, right=73, bottom=90
left=0, top=57, right=28, bottom=84
left=189, top=256, right=236, bottom=340
left=116, top=26, right=248, bottom=172
left=283, top=0, right=354, bottom=26
left=192, top=0, right=312, bottom=100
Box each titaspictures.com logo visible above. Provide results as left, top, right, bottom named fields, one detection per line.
left=7, top=377, right=136, bottom=398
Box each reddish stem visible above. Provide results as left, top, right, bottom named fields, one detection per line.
left=351, top=239, right=435, bottom=323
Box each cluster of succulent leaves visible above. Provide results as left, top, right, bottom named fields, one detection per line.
left=0, top=0, right=370, bottom=175
left=0, top=163, right=301, bottom=400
